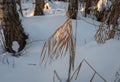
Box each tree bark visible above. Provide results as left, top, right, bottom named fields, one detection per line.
left=16, top=0, right=23, bottom=16
left=84, top=0, right=91, bottom=17
left=67, top=0, right=78, bottom=19
left=84, top=0, right=99, bottom=17
left=34, top=0, right=44, bottom=16
left=0, top=0, right=28, bottom=55
left=94, top=0, right=120, bottom=43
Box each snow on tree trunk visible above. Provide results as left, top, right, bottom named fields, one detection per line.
left=34, top=0, right=44, bottom=16
left=95, top=0, right=120, bottom=43
left=16, top=0, right=23, bottom=17
left=12, top=41, right=20, bottom=52
left=0, top=0, right=28, bottom=56
left=97, top=0, right=108, bottom=12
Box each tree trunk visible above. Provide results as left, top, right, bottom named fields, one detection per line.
left=0, top=0, right=28, bottom=55
left=67, top=0, right=78, bottom=19
left=84, top=0, right=99, bottom=17
left=34, top=0, right=44, bottom=16
left=94, top=0, right=120, bottom=43
left=16, top=0, right=23, bottom=16
left=84, top=0, right=92, bottom=17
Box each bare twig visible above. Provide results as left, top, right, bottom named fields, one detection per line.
left=68, top=59, right=108, bottom=82
left=53, top=70, right=62, bottom=82
left=90, top=72, right=96, bottom=82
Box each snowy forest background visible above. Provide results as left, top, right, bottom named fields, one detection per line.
left=0, top=0, right=120, bottom=82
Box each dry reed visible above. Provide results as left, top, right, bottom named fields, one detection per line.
left=68, top=59, right=107, bottom=82
left=53, top=70, right=62, bottom=82
left=40, top=19, right=75, bottom=67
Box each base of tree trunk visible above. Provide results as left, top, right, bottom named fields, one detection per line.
left=1, top=0, right=28, bottom=55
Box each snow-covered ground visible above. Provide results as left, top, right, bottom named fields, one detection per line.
left=0, top=1, right=120, bottom=82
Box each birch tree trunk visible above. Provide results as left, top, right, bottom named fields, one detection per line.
left=0, top=0, right=28, bottom=56
left=34, top=0, right=44, bottom=16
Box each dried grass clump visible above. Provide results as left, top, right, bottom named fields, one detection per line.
left=40, top=19, right=75, bottom=66
left=95, top=0, right=120, bottom=43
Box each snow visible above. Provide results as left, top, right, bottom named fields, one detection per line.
left=0, top=1, right=120, bottom=82
left=12, top=41, right=19, bottom=52
left=97, top=0, right=108, bottom=11
left=22, top=2, right=35, bottom=17
left=75, top=39, right=120, bottom=82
